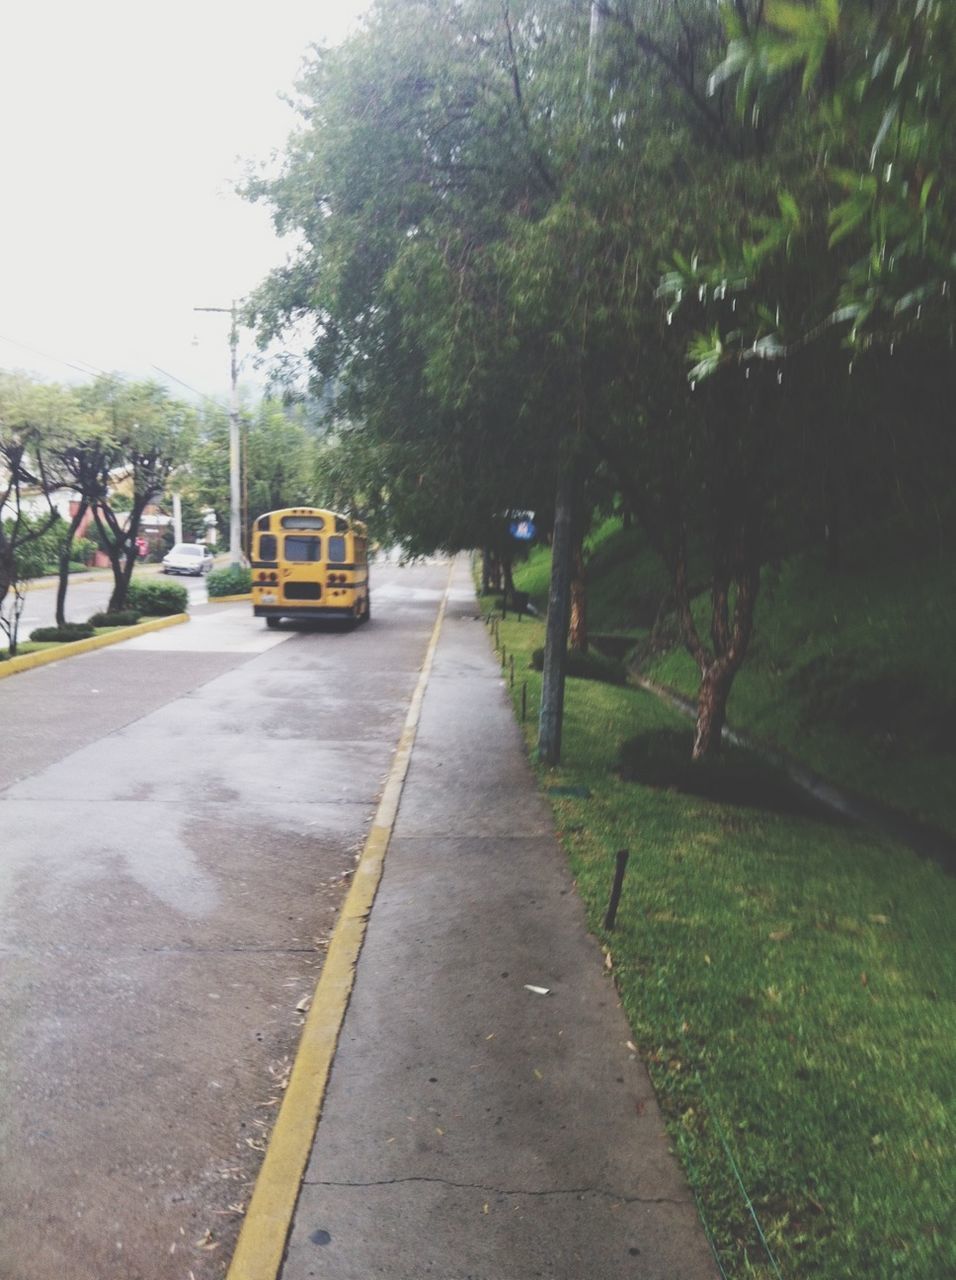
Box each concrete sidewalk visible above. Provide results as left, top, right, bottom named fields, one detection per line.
left=277, top=560, right=718, bottom=1279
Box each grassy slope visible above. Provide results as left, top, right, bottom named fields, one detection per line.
left=640, top=521, right=956, bottom=838
left=487, top=599, right=955, bottom=1280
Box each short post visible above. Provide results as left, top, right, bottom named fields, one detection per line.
left=521, top=681, right=527, bottom=722
left=509, top=653, right=515, bottom=687
left=501, top=642, right=507, bottom=670
left=603, top=849, right=630, bottom=931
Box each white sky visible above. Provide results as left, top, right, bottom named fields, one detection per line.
left=0, top=0, right=368, bottom=402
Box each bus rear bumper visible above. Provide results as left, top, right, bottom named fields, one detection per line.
left=253, top=604, right=356, bottom=621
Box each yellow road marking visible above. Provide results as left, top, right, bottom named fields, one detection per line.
left=0, top=613, right=189, bottom=681
left=226, top=563, right=453, bottom=1280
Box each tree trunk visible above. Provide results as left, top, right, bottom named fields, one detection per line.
left=569, top=538, right=588, bottom=652
left=693, top=662, right=733, bottom=760
left=481, top=547, right=493, bottom=594
left=56, top=501, right=88, bottom=627
left=502, top=554, right=516, bottom=602
left=538, top=457, right=575, bottom=766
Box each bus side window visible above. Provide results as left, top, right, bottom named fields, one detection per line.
left=327, top=535, right=347, bottom=563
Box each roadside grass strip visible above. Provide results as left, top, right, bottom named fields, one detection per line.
left=486, top=604, right=956, bottom=1280
left=0, top=614, right=189, bottom=678
left=226, top=566, right=453, bottom=1280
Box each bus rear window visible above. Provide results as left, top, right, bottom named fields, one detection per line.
left=258, top=534, right=277, bottom=562
left=327, top=535, right=347, bottom=563
left=285, top=536, right=322, bottom=562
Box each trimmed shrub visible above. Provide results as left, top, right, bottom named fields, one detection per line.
left=126, top=579, right=188, bottom=616
left=530, top=645, right=628, bottom=685
left=88, top=610, right=141, bottom=628
left=207, top=565, right=252, bottom=597
left=30, top=623, right=96, bottom=643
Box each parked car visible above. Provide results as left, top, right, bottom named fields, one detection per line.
left=162, top=543, right=214, bottom=576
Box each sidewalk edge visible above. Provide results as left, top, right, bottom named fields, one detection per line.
left=226, top=563, right=454, bottom=1280
left=0, top=613, right=189, bottom=681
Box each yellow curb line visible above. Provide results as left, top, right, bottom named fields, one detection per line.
left=226, top=563, right=454, bottom=1280
left=0, top=613, right=189, bottom=680
left=209, top=593, right=252, bottom=603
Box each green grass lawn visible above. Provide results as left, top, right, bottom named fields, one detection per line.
left=484, top=599, right=955, bottom=1280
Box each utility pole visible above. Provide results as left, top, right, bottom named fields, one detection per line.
left=194, top=301, right=242, bottom=567
left=537, top=2, right=602, bottom=766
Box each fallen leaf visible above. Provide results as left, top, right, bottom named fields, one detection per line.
left=295, top=995, right=312, bottom=1013
left=635, top=1100, right=646, bottom=1116
left=483, top=1204, right=489, bottom=1215
left=524, top=985, right=551, bottom=996
left=626, top=1041, right=638, bottom=1053
left=533, top=1068, right=543, bottom=1080
left=604, top=952, right=613, bottom=971
left=869, top=914, right=890, bottom=925
left=436, top=1127, right=444, bottom=1136
left=769, top=929, right=792, bottom=942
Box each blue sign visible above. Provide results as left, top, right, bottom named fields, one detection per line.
left=509, top=517, right=536, bottom=542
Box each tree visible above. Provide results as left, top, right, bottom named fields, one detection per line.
left=0, top=374, right=74, bottom=654
left=80, top=378, right=196, bottom=611
left=50, top=410, right=119, bottom=626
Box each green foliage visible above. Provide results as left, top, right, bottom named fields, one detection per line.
left=125, top=578, right=188, bottom=616
left=207, top=566, right=252, bottom=597
left=88, top=610, right=141, bottom=627
left=29, top=623, right=95, bottom=643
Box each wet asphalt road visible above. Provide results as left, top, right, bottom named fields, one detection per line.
left=0, top=558, right=451, bottom=1280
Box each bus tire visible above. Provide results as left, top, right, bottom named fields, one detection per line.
left=266, top=616, right=281, bottom=629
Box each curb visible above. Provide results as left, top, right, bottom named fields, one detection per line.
left=225, top=564, right=454, bottom=1280
left=208, top=593, right=252, bottom=603
left=0, top=613, right=190, bottom=681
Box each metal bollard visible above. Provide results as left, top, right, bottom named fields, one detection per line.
left=603, top=850, right=630, bottom=931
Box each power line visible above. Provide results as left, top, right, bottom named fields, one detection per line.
left=0, top=331, right=110, bottom=382
left=0, top=329, right=229, bottom=412
left=150, top=364, right=224, bottom=410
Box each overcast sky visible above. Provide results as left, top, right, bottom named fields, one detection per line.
left=0, top=0, right=367, bottom=402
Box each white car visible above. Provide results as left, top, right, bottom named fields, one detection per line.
left=162, top=543, right=214, bottom=576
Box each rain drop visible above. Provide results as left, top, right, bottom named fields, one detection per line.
left=777, top=369, right=783, bottom=385
left=690, top=380, right=697, bottom=392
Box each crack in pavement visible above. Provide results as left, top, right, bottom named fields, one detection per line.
left=304, top=1176, right=689, bottom=1206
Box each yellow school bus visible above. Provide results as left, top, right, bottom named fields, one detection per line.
left=250, top=507, right=370, bottom=627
